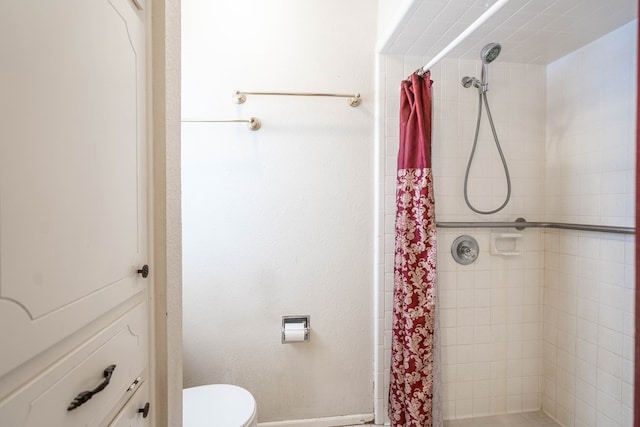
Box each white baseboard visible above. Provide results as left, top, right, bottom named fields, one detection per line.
left=258, top=413, right=375, bottom=427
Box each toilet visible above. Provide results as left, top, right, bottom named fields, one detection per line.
left=183, top=384, right=258, bottom=427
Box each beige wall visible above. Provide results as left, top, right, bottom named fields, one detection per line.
left=181, top=0, right=377, bottom=423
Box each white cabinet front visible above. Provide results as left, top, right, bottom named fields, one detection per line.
left=0, top=0, right=151, bottom=425
left=0, top=302, right=148, bottom=427
left=0, top=0, right=148, bottom=379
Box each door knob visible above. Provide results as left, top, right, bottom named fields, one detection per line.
left=137, top=265, right=149, bottom=278
left=138, top=402, right=150, bottom=418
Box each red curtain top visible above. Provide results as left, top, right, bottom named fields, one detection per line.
left=398, top=72, right=433, bottom=170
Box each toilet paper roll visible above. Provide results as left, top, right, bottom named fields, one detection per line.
left=283, top=322, right=306, bottom=343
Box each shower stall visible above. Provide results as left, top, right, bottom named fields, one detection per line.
left=376, top=1, right=636, bottom=426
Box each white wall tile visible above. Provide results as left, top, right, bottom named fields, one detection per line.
left=541, top=22, right=637, bottom=427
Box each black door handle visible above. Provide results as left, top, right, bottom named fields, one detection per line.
left=138, top=402, right=150, bottom=418
left=67, top=365, right=116, bottom=411
left=137, top=264, right=149, bottom=278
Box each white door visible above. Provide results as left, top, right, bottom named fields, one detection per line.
left=0, top=0, right=149, bottom=396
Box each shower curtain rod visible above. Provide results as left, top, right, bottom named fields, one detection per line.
left=181, top=117, right=262, bottom=131
left=232, top=90, right=362, bottom=107
left=417, top=0, right=511, bottom=76
left=436, top=219, right=635, bottom=235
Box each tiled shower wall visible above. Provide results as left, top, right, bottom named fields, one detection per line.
left=541, top=22, right=636, bottom=426
left=375, top=21, right=636, bottom=426
left=376, top=55, right=547, bottom=423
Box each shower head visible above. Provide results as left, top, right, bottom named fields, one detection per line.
left=461, top=42, right=502, bottom=93
left=481, top=42, right=501, bottom=64
left=479, top=42, right=501, bottom=92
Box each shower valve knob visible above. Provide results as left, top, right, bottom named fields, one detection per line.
left=451, top=235, right=479, bottom=265
left=137, top=264, right=149, bottom=278
left=460, top=245, right=476, bottom=257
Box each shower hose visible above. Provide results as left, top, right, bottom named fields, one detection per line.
left=463, top=89, right=511, bottom=214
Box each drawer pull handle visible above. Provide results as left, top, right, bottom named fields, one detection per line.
left=67, top=364, right=116, bottom=411
left=137, top=264, right=149, bottom=278
left=138, top=402, right=150, bottom=418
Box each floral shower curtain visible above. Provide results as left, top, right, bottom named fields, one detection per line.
left=389, top=71, right=441, bottom=427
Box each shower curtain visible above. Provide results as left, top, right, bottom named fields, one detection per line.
left=389, top=71, right=441, bottom=427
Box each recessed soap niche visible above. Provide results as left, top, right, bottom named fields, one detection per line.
left=490, top=233, right=522, bottom=256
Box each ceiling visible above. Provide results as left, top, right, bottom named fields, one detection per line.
left=380, top=0, right=638, bottom=64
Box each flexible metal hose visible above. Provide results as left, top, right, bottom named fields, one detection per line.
left=463, top=90, right=511, bottom=214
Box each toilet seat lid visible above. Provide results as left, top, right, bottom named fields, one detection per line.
left=183, top=384, right=257, bottom=427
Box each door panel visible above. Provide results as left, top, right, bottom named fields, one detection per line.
left=0, top=0, right=147, bottom=378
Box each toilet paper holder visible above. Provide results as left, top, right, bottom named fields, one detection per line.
left=281, top=315, right=310, bottom=343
